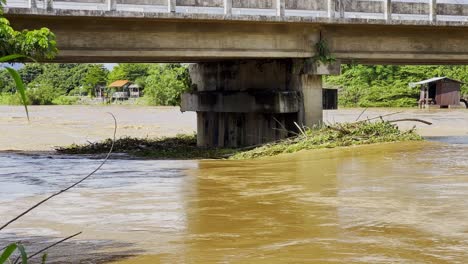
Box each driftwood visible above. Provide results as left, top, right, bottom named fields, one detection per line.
left=387, top=118, right=432, bottom=125
left=326, top=125, right=350, bottom=134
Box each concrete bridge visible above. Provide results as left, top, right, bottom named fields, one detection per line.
left=4, top=0, right=468, bottom=147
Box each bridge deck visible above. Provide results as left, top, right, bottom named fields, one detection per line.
left=4, top=0, right=468, bottom=27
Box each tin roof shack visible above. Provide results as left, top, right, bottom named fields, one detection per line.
left=410, top=77, right=465, bottom=109
left=108, top=80, right=141, bottom=101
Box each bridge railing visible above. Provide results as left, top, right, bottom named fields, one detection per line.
left=4, top=0, right=468, bottom=22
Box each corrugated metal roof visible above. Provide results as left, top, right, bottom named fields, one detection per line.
left=108, top=80, right=130, bottom=87
left=409, top=77, right=464, bottom=87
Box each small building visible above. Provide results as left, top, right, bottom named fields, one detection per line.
left=410, top=77, right=464, bottom=109
left=108, top=80, right=141, bottom=101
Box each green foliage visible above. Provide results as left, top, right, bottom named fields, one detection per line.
left=231, top=121, right=423, bottom=160
left=143, top=64, right=190, bottom=106
left=0, top=243, right=28, bottom=264
left=313, top=38, right=335, bottom=64
left=326, top=64, right=468, bottom=107
left=107, top=63, right=150, bottom=83
left=0, top=92, right=22, bottom=104
left=27, top=84, right=56, bottom=105
left=0, top=17, right=57, bottom=60
left=6, top=66, right=29, bottom=118
left=52, top=95, right=79, bottom=105
left=82, top=64, right=108, bottom=96
left=30, top=64, right=100, bottom=95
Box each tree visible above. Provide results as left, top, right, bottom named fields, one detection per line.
left=0, top=15, right=57, bottom=60
left=325, top=64, right=468, bottom=107
left=107, top=63, right=150, bottom=83
left=143, top=64, right=190, bottom=106
left=83, top=64, right=108, bottom=96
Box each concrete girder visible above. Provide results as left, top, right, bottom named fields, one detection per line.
left=4, top=13, right=468, bottom=64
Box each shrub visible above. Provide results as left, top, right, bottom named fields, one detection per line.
left=52, top=95, right=79, bottom=105
left=27, top=85, right=57, bottom=105
left=0, top=92, right=23, bottom=105
left=143, top=64, right=190, bottom=106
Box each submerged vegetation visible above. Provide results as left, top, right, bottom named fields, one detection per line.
left=57, top=121, right=423, bottom=160
left=56, top=134, right=237, bottom=160
left=230, top=120, right=423, bottom=160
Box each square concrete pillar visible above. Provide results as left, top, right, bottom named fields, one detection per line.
left=183, top=59, right=339, bottom=147
left=300, top=75, right=323, bottom=128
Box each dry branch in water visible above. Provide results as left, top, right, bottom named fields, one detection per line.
left=387, top=118, right=433, bottom=125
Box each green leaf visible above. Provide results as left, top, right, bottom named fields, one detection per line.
left=41, top=253, right=47, bottom=264
left=16, top=244, right=28, bottom=264
left=0, top=54, right=28, bottom=63
left=0, top=244, right=17, bottom=264
left=5, top=67, right=30, bottom=121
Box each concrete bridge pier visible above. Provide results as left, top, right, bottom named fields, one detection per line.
left=181, top=59, right=340, bottom=148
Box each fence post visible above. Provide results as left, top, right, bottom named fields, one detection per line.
left=168, top=0, right=176, bottom=13
left=276, top=0, right=285, bottom=17
left=28, top=0, right=37, bottom=8
left=107, top=0, right=116, bottom=11
left=224, top=0, right=232, bottom=15
left=46, top=0, right=53, bottom=10
left=384, top=0, right=392, bottom=21
left=429, top=0, right=437, bottom=22
left=327, top=0, right=334, bottom=18
left=338, top=0, right=345, bottom=18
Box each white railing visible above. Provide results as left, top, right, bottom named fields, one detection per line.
left=4, top=0, right=468, bottom=22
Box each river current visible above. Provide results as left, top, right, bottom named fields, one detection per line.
left=1, top=139, right=468, bottom=263
left=1, top=106, right=468, bottom=263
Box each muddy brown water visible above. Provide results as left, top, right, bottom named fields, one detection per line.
left=1, top=106, right=468, bottom=263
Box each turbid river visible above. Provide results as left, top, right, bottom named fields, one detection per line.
left=1, top=106, right=468, bottom=263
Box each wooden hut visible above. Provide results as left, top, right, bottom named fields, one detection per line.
left=410, top=77, right=464, bottom=109
left=108, top=80, right=141, bottom=101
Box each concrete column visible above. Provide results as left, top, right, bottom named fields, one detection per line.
left=107, top=0, right=116, bottom=11
left=429, top=0, right=437, bottom=22
left=327, top=0, right=334, bottom=18
left=300, top=75, right=323, bottom=128
left=181, top=59, right=340, bottom=147
left=168, top=0, right=176, bottom=13
left=224, top=0, right=232, bottom=15
left=276, top=0, right=285, bottom=17
left=384, top=0, right=392, bottom=21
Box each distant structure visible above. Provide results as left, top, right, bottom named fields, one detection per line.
left=108, top=80, right=141, bottom=101
left=410, top=77, right=465, bottom=109
left=322, top=85, right=339, bottom=110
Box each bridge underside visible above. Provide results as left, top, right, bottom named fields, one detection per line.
left=5, top=12, right=468, bottom=146
left=5, top=13, right=468, bottom=64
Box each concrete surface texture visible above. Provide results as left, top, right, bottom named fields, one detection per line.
left=183, top=59, right=328, bottom=147
left=4, top=0, right=468, bottom=64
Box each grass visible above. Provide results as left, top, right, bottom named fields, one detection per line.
left=56, top=121, right=423, bottom=160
